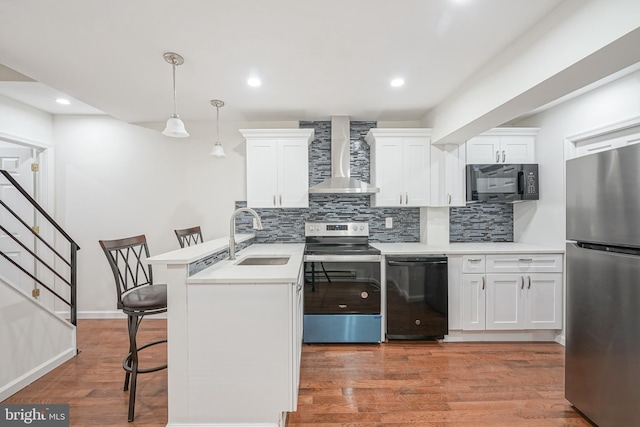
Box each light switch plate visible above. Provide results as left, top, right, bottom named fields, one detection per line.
left=385, top=217, right=393, bottom=228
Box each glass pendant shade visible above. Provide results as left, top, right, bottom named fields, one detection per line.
left=163, top=115, right=189, bottom=137
left=163, top=52, right=189, bottom=138
left=210, top=99, right=226, bottom=157
left=210, top=142, right=226, bottom=157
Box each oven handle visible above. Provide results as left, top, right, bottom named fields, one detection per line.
left=304, top=255, right=382, bottom=263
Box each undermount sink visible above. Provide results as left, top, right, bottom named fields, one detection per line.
left=236, top=256, right=290, bottom=266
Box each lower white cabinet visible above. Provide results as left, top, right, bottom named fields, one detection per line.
left=185, top=276, right=303, bottom=423
left=461, top=254, right=563, bottom=331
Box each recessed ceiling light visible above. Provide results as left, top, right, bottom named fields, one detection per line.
left=247, top=77, right=261, bottom=87
left=56, top=98, right=71, bottom=105
left=390, top=78, right=405, bottom=87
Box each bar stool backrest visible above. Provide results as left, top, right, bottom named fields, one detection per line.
left=99, top=234, right=153, bottom=310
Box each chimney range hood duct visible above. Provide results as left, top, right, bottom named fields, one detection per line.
left=308, top=116, right=380, bottom=194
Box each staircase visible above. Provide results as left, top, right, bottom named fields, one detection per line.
left=0, top=169, right=78, bottom=401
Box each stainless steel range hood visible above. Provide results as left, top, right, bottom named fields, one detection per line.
left=308, top=116, right=380, bottom=194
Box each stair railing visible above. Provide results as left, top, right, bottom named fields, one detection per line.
left=0, top=169, right=79, bottom=325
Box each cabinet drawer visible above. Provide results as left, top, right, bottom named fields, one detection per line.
left=485, top=254, right=563, bottom=273
left=462, top=255, right=486, bottom=273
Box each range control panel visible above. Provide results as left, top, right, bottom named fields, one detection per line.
left=305, top=222, right=369, bottom=237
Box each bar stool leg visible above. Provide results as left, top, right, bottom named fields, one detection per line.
left=126, top=315, right=141, bottom=422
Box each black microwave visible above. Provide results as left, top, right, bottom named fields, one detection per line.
left=466, top=164, right=539, bottom=203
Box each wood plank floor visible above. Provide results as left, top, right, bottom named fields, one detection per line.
left=2, top=319, right=593, bottom=426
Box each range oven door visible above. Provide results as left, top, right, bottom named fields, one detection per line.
left=303, top=258, right=382, bottom=343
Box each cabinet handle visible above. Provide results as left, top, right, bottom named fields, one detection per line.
left=296, top=284, right=302, bottom=292
left=518, top=258, right=533, bottom=262
left=448, top=193, right=452, bottom=205
left=405, top=192, right=408, bottom=205
left=279, top=194, right=283, bottom=206
left=468, top=258, right=482, bottom=262
left=527, top=276, right=531, bottom=289
left=496, top=151, right=500, bottom=163
left=502, top=150, right=506, bottom=162
left=481, top=276, right=485, bottom=290
left=400, top=193, right=403, bottom=204
left=273, top=195, right=276, bottom=206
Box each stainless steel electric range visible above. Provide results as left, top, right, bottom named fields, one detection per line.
left=303, top=221, right=383, bottom=343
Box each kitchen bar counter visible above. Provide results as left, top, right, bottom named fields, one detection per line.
left=372, top=241, right=564, bottom=255
left=148, top=240, right=305, bottom=427
left=188, top=243, right=305, bottom=284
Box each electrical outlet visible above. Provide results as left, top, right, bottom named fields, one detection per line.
left=385, top=217, right=393, bottom=229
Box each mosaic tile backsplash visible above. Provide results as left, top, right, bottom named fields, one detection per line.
left=449, top=203, right=514, bottom=242
left=234, top=120, right=513, bottom=243
left=234, top=120, right=421, bottom=243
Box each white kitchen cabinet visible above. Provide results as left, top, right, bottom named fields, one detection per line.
left=430, top=143, right=466, bottom=207
left=461, top=253, right=563, bottom=331
left=241, top=128, right=314, bottom=208
left=186, top=278, right=303, bottom=421
left=573, top=130, right=640, bottom=158
left=466, top=128, right=538, bottom=164
left=365, top=128, right=431, bottom=207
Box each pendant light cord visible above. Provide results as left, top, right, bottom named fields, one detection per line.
left=171, top=60, right=178, bottom=117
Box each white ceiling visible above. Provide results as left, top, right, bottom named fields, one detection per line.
left=0, top=0, right=571, bottom=123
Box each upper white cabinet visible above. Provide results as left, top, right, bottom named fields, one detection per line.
left=466, top=128, right=538, bottom=164
left=241, top=129, right=314, bottom=208
left=365, top=129, right=431, bottom=207
left=430, top=143, right=466, bottom=207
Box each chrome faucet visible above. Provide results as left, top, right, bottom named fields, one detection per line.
left=229, top=207, right=263, bottom=260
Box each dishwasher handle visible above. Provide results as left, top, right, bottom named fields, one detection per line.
left=387, top=257, right=447, bottom=267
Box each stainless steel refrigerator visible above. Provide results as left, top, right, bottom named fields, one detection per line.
left=566, top=143, right=640, bottom=427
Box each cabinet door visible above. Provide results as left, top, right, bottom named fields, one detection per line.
left=247, top=140, right=279, bottom=208
left=372, top=137, right=404, bottom=207
left=466, top=136, right=501, bottom=164
left=462, top=274, right=486, bottom=330
left=430, top=143, right=465, bottom=207
left=445, top=143, right=466, bottom=206
left=278, top=139, right=309, bottom=208
left=403, top=137, right=430, bottom=206
left=486, top=274, right=524, bottom=330
left=524, top=273, right=562, bottom=329
left=501, top=136, right=535, bottom=163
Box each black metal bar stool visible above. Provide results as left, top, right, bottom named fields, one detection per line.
left=99, top=234, right=167, bottom=422
left=174, top=225, right=203, bottom=248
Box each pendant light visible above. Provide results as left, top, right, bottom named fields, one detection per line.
left=210, top=99, right=227, bottom=157
left=162, top=52, right=189, bottom=138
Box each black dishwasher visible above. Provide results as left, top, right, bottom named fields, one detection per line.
left=386, top=255, right=448, bottom=340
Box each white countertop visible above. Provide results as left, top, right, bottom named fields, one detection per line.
left=372, top=242, right=564, bottom=255
left=187, top=243, right=306, bottom=284
left=147, top=234, right=254, bottom=265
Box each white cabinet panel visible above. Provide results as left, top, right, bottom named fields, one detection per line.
left=466, top=128, right=537, bottom=164
left=524, top=273, right=563, bottom=329
left=462, top=274, right=486, bottom=330
left=430, top=143, right=466, bottom=207
left=460, top=253, right=563, bottom=332
left=242, top=129, right=313, bottom=208
left=486, top=274, right=523, bottom=330
left=366, top=129, right=431, bottom=207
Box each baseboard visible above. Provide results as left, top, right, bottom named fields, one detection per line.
left=444, top=330, right=560, bottom=342
left=0, top=347, right=76, bottom=402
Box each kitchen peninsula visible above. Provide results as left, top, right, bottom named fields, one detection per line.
left=148, top=238, right=305, bottom=427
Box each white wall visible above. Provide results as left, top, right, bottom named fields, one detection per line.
left=513, top=68, right=640, bottom=246
left=52, top=115, right=296, bottom=316
left=0, top=94, right=53, bottom=145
